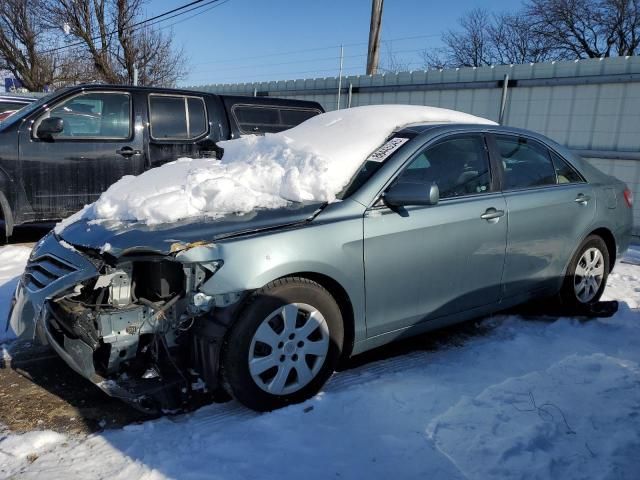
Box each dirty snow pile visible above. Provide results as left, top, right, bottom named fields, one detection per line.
left=0, top=246, right=31, bottom=344
left=84, top=105, right=495, bottom=225
left=1, top=246, right=639, bottom=479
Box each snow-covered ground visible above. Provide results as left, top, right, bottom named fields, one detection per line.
left=0, top=245, right=639, bottom=479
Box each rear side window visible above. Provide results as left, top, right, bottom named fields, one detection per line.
left=149, top=95, right=208, bottom=140
left=495, top=135, right=556, bottom=190
left=232, top=105, right=320, bottom=134
left=550, top=151, right=584, bottom=184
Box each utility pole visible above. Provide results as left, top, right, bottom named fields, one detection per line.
left=337, top=45, right=344, bottom=110
left=366, top=0, right=383, bottom=75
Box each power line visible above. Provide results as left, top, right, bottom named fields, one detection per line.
left=191, top=33, right=441, bottom=67
left=191, top=47, right=431, bottom=75
left=187, top=66, right=365, bottom=84
left=155, top=0, right=232, bottom=30
left=42, top=0, right=225, bottom=54
left=187, top=55, right=429, bottom=85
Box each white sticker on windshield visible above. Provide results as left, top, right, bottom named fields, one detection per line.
left=366, top=137, right=410, bottom=162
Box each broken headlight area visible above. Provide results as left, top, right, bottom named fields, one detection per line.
left=45, top=256, right=233, bottom=413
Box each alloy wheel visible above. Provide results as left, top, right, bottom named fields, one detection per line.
left=574, top=247, right=605, bottom=303
left=248, top=303, right=330, bottom=395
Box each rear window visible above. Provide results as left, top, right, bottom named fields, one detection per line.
left=149, top=94, right=208, bottom=140
left=231, top=105, right=321, bottom=134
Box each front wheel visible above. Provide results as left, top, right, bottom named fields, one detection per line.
left=560, top=235, right=610, bottom=308
left=221, top=277, right=343, bottom=411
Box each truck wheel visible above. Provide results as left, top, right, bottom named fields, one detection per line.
left=222, top=277, right=343, bottom=411
left=559, top=234, right=610, bottom=308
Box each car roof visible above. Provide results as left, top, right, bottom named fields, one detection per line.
left=64, top=83, right=216, bottom=97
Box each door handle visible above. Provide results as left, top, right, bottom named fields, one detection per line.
left=480, top=208, right=505, bottom=222
left=575, top=194, right=591, bottom=205
left=116, top=147, right=142, bottom=157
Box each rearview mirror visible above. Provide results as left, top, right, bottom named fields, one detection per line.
left=384, top=182, right=439, bottom=207
left=37, top=117, right=64, bottom=139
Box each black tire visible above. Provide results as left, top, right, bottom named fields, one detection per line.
left=559, top=234, right=610, bottom=308
left=221, top=277, right=343, bottom=412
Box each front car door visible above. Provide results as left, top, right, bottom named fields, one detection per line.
left=363, top=133, right=508, bottom=338
left=18, top=90, right=146, bottom=219
left=488, top=133, right=596, bottom=299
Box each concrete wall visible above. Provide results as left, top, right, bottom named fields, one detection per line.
left=190, top=57, right=640, bottom=235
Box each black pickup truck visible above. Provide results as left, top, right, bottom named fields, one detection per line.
left=0, top=84, right=323, bottom=240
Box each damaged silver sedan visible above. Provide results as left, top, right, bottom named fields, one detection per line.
left=8, top=123, right=634, bottom=412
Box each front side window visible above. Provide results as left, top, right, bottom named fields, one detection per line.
left=495, top=135, right=556, bottom=190
left=38, top=92, right=131, bottom=139
left=396, top=136, right=492, bottom=200
left=149, top=95, right=208, bottom=140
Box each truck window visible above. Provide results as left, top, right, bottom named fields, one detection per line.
left=149, top=94, right=207, bottom=140
left=231, top=105, right=321, bottom=134
left=0, top=101, right=28, bottom=113
left=35, top=92, right=131, bottom=139
left=280, top=108, right=319, bottom=127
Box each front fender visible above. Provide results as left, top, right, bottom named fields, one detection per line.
left=199, top=216, right=366, bottom=342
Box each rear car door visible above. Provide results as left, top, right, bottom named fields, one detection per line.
left=146, top=93, right=211, bottom=168
left=363, top=133, right=507, bottom=337
left=489, top=133, right=596, bottom=299
left=18, top=90, right=145, bottom=219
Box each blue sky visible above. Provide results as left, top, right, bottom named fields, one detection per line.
left=148, top=0, right=519, bottom=86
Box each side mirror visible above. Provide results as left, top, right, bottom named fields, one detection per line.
left=384, top=182, right=439, bottom=207
left=37, top=117, right=64, bottom=139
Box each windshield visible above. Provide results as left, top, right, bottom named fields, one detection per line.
left=337, top=133, right=416, bottom=199
left=0, top=92, right=58, bottom=129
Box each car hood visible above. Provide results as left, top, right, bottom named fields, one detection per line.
left=57, top=202, right=324, bottom=257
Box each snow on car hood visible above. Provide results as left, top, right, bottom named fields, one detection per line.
left=68, top=105, right=496, bottom=227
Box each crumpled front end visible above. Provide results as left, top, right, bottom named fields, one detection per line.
left=9, top=232, right=239, bottom=413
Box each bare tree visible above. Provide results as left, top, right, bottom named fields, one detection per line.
left=47, top=0, right=186, bottom=86
left=443, top=8, right=494, bottom=67
left=0, top=0, right=79, bottom=91
left=489, top=13, right=559, bottom=64
left=526, top=0, right=640, bottom=57
left=422, top=1, right=639, bottom=70
left=379, top=41, right=411, bottom=73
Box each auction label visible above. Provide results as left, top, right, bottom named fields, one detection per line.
left=366, top=137, right=410, bottom=162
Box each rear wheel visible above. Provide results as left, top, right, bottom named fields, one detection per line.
left=222, top=277, right=343, bottom=411
left=560, top=235, right=610, bottom=307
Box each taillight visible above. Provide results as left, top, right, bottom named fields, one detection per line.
left=623, top=188, right=634, bottom=208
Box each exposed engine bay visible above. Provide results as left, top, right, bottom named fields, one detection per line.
left=43, top=252, right=241, bottom=413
